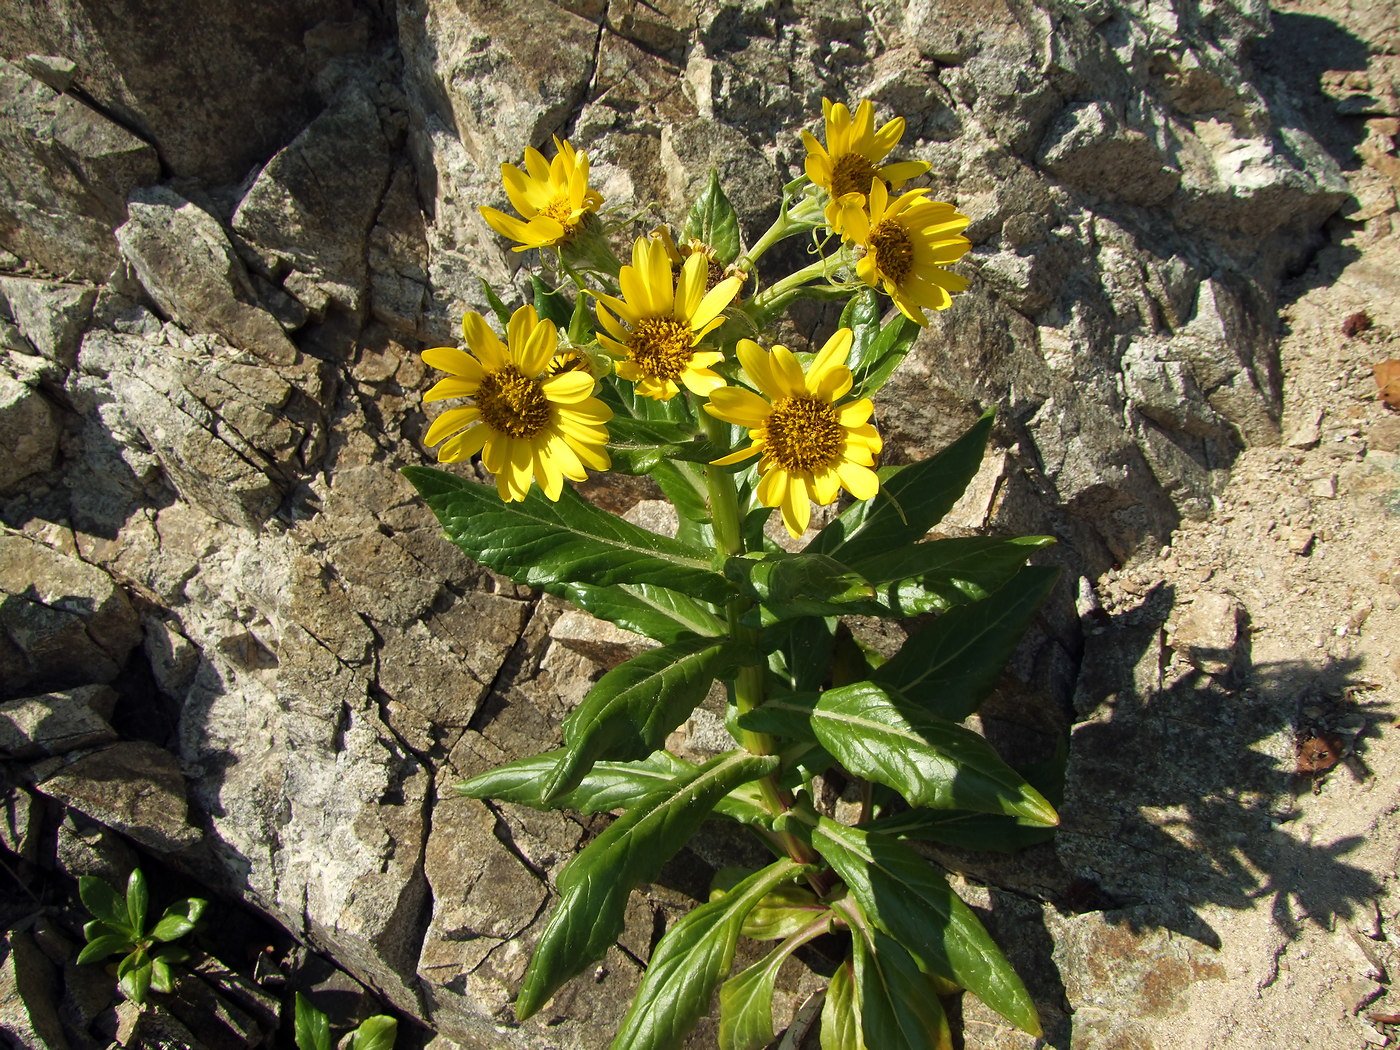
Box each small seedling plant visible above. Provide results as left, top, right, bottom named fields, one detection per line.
left=77, top=868, right=206, bottom=1005
left=294, top=991, right=397, bottom=1050
left=405, top=99, right=1060, bottom=1049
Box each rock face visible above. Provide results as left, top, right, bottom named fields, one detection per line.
left=0, top=0, right=1378, bottom=1047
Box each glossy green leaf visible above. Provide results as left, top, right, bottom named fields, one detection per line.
left=568, top=285, right=593, bottom=345
left=517, top=751, right=779, bottom=1020
left=813, top=820, right=1041, bottom=1036
left=607, top=416, right=728, bottom=475
left=543, top=635, right=740, bottom=801
left=820, top=958, right=866, bottom=1050
left=532, top=275, right=573, bottom=329
left=561, top=580, right=723, bottom=645
left=719, top=920, right=827, bottom=1050
left=862, top=809, right=1055, bottom=853
left=840, top=291, right=922, bottom=401
left=852, top=923, right=953, bottom=1050
left=124, top=868, right=148, bottom=934
left=404, top=466, right=732, bottom=604
left=348, top=1015, right=399, bottom=1050
left=117, top=948, right=152, bottom=1005
left=709, top=869, right=829, bottom=940
left=609, top=858, right=810, bottom=1050
left=76, top=933, right=131, bottom=965
left=734, top=692, right=819, bottom=740
left=770, top=616, right=836, bottom=692
left=459, top=750, right=770, bottom=827
left=150, top=953, right=176, bottom=994
left=682, top=170, right=742, bottom=264
left=652, top=460, right=714, bottom=548
left=151, top=897, right=207, bottom=942
left=724, top=552, right=877, bottom=623
left=874, top=566, right=1059, bottom=722
left=853, top=536, right=1053, bottom=589
left=479, top=277, right=514, bottom=327
left=810, top=412, right=994, bottom=563
left=78, top=875, right=130, bottom=930
left=810, top=681, right=1058, bottom=825
left=295, top=991, right=332, bottom=1050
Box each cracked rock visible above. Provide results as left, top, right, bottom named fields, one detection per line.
left=0, top=685, right=118, bottom=759
left=0, top=530, right=141, bottom=702
left=0, top=359, right=60, bottom=494
left=232, top=85, right=394, bottom=315
left=115, top=186, right=299, bottom=366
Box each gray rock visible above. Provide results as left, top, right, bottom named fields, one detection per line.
left=0, top=359, right=59, bottom=493
left=1168, top=590, right=1244, bottom=676
left=115, top=186, right=299, bottom=367
left=0, top=530, right=141, bottom=701
left=0, top=276, right=96, bottom=366
left=0, top=929, right=68, bottom=1050
left=33, top=740, right=201, bottom=854
left=0, top=685, right=118, bottom=758
left=368, top=160, right=429, bottom=336
left=53, top=809, right=137, bottom=885
left=232, top=86, right=394, bottom=315
left=0, top=61, right=159, bottom=281
left=1037, top=101, right=1181, bottom=206
left=1, top=0, right=352, bottom=182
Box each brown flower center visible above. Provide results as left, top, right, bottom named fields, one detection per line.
left=629, top=317, right=696, bottom=380
left=476, top=366, right=552, bottom=438
left=831, top=152, right=879, bottom=200
left=764, top=396, right=842, bottom=473
left=869, top=219, right=915, bottom=285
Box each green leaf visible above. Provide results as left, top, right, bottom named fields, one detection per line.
left=77, top=933, right=132, bottom=965
left=734, top=692, right=819, bottom=741
left=820, top=959, right=866, bottom=1050
left=862, top=809, right=1055, bottom=853
left=532, top=275, right=573, bottom=329
left=517, top=751, right=779, bottom=1020
left=851, top=923, right=953, bottom=1050
left=853, top=536, right=1053, bottom=590
left=609, top=858, right=811, bottom=1050
left=295, top=991, right=333, bottom=1050
left=479, top=277, right=514, bottom=327
left=348, top=1016, right=399, bottom=1050
left=853, top=315, right=921, bottom=400
left=150, top=953, right=176, bottom=994
left=651, top=460, right=714, bottom=547
left=151, top=897, right=207, bottom=942
left=568, top=288, right=593, bottom=346
left=771, top=616, right=836, bottom=692
left=812, top=820, right=1041, bottom=1036
left=459, top=749, right=767, bottom=829
left=682, top=170, right=742, bottom=265
left=606, top=416, right=727, bottom=475
left=404, top=466, right=732, bottom=605
left=810, top=681, right=1058, bottom=825
left=724, top=552, right=877, bottom=623
left=117, top=948, right=152, bottom=1005
left=874, top=566, right=1059, bottom=722
left=78, top=875, right=130, bottom=930
left=709, top=870, right=828, bottom=941
left=543, top=635, right=741, bottom=801
left=124, top=869, right=148, bottom=934
left=562, top=580, right=724, bottom=645
left=810, top=411, right=995, bottom=563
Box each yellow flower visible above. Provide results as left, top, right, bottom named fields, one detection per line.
left=421, top=305, right=612, bottom=501
left=595, top=236, right=743, bottom=401
left=705, top=330, right=882, bottom=537
left=845, top=181, right=971, bottom=326
left=802, top=98, right=930, bottom=235
left=479, top=137, right=604, bottom=252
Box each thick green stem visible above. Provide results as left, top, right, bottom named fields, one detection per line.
left=700, top=408, right=820, bottom=868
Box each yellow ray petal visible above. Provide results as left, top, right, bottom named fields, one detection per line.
left=541, top=371, right=595, bottom=404
left=836, top=460, right=880, bottom=500
left=425, top=405, right=481, bottom=447
left=437, top=422, right=488, bottom=464
left=424, top=376, right=481, bottom=403
left=422, top=346, right=485, bottom=382
left=706, top=386, right=774, bottom=427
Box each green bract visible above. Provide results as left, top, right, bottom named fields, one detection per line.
left=407, top=100, right=1057, bottom=1050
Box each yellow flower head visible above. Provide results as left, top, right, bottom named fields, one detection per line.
left=846, top=181, right=971, bottom=326
left=479, top=137, right=604, bottom=252
left=595, top=236, right=743, bottom=401
left=803, top=98, right=930, bottom=236
left=421, top=305, right=612, bottom=502
left=705, top=329, right=882, bottom=537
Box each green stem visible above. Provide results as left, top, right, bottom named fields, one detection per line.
left=699, top=408, right=821, bottom=868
